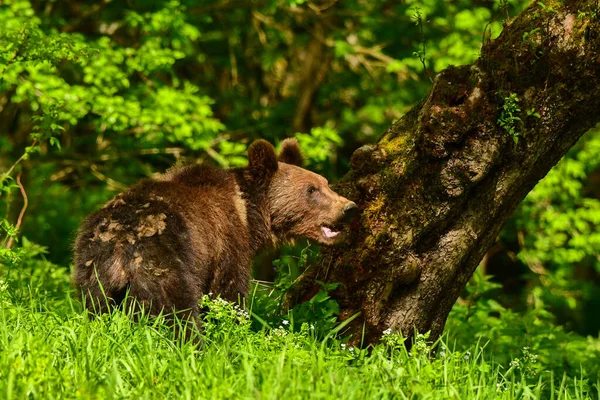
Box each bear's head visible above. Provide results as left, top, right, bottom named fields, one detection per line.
left=248, top=139, right=358, bottom=245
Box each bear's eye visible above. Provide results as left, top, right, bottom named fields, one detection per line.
left=307, top=186, right=319, bottom=195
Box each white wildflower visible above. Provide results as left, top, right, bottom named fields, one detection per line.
left=383, top=328, right=392, bottom=335
left=273, top=328, right=288, bottom=337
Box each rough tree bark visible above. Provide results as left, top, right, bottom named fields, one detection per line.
left=289, top=0, right=600, bottom=345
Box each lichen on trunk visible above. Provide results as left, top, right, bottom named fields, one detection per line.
left=288, top=0, right=600, bottom=346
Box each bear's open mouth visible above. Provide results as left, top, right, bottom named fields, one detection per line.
left=321, top=225, right=341, bottom=239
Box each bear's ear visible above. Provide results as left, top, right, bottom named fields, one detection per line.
left=278, top=138, right=304, bottom=166
left=248, top=139, right=278, bottom=180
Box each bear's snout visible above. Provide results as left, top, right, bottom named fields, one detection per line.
left=341, top=202, right=358, bottom=223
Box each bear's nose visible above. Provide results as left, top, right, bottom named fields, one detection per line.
left=342, top=202, right=358, bottom=222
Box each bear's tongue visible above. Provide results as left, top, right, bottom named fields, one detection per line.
left=321, top=226, right=340, bottom=239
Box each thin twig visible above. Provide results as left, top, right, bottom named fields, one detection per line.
left=307, top=0, right=337, bottom=14
left=5, top=172, right=28, bottom=249
left=4, top=190, right=11, bottom=221
left=2, top=140, right=37, bottom=179
left=90, top=164, right=127, bottom=191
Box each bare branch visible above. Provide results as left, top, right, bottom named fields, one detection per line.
left=2, top=139, right=37, bottom=179
left=5, top=172, right=28, bottom=249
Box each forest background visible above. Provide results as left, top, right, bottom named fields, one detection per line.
left=1, top=0, right=599, bottom=398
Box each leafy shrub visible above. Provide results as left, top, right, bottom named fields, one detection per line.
left=447, top=269, right=600, bottom=380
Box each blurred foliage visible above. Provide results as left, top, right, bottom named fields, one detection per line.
left=447, top=269, right=600, bottom=379
left=500, top=129, right=600, bottom=335
left=1, top=0, right=599, bottom=380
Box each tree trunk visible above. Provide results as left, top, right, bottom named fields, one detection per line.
left=289, top=0, right=600, bottom=346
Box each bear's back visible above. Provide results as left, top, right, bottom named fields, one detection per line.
left=73, top=164, right=253, bottom=313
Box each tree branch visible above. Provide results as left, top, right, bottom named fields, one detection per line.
left=5, top=172, right=28, bottom=249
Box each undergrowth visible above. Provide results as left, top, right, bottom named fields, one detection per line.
left=0, top=245, right=599, bottom=399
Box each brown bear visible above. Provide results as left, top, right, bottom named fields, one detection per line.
left=73, top=139, right=357, bottom=330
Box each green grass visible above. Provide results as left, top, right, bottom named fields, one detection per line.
left=0, top=275, right=598, bottom=400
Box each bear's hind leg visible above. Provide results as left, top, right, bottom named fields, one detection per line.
left=124, top=258, right=203, bottom=343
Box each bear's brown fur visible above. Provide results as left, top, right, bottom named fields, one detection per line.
left=73, top=139, right=357, bottom=328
